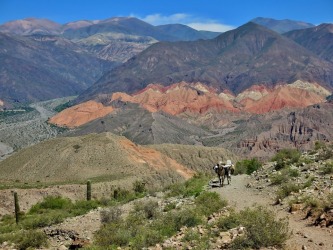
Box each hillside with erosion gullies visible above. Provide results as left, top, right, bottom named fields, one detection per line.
left=50, top=81, right=332, bottom=158
left=0, top=32, right=115, bottom=108
left=284, top=23, right=333, bottom=63
left=0, top=132, right=237, bottom=186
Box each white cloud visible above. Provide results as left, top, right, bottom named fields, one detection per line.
left=142, top=13, right=191, bottom=25
left=135, top=13, right=235, bottom=32
left=187, top=22, right=235, bottom=32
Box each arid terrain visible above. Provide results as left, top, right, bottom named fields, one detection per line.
left=0, top=13, right=333, bottom=250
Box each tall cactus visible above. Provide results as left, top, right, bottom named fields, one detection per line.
left=87, top=180, right=91, bottom=201
left=14, top=191, right=20, bottom=224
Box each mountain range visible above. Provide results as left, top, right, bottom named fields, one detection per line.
left=251, top=17, right=315, bottom=33
left=77, top=22, right=333, bottom=103
left=0, top=17, right=221, bottom=108
left=1, top=16, right=333, bottom=158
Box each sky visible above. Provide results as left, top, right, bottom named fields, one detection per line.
left=0, top=0, right=332, bottom=32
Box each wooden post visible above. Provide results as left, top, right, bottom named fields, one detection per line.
left=14, top=191, right=20, bottom=224
left=87, top=180, right=91, bottom=201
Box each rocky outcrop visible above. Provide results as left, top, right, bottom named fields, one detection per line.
left=49, top=100, right=114, bottom=128
left=235, top=102, right=333, bottom=157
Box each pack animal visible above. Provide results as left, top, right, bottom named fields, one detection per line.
left=216, top=161, right=234, bottom=187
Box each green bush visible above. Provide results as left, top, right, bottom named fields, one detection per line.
left=272, top=149, right=301, bottom=170
left=130, top=227, right=164, bottom=249
left=269, top=172, right=289, bottom=185
left=94, top=221, right=131, bottom=247
left=235, top=158, right=262, bottom=175
left=216, top=212, right=240, bottom=231
left=195, top=191, right=227, bottom=216
left=133, top=180, right=147, bottom=194
left=22, top=211, right=64, bottom=229
left=29, top=196, right=71, bottom=213
left=276, top=183, right=301, bottom=200
left=100, top=206, right=122, bottom=224
left=16, top=229, right=48, bottom=250
left=166, top=173, right=209, bottom=198
left=270, top=167, right=299, bottom=185
left=163, top=202, right=176, bottom=212
left=132, top=200, right=159, bottom=219
left=230, top=206, right=290, bottom=249
left=320, top=162, right=333, bottom=175
left=113, top=187, right=137, bottom=203
left=0, top=230, right=48, bottom=250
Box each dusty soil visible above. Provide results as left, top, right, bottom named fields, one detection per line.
left=214, top=175, right=333, bottom=250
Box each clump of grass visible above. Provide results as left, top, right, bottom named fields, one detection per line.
left=0, top=229, right=48, bottom=250
left=272, top=149, right=301, bottom=170
left=276, top=183, right=301, bottom=200
left=270, top=167, right=300, bottom=185
left=163, top=202, right=177, bottom=212
left=320, top=161, right=333, bottom=175
left=100, top=206, right=122, bottom=224
left=195, top=191, right=227, bottom=216
left=0, top=196, right=100, bottom=233
left=132, top=180, right=147, bottom=194
left=94, top=177, right=227, bottom=249
left=235, top=158, right=262, bottom=175
left=217, top=206, right=290, bottom=249
left=166, top=173, right=209, bottom=198
left=132, top=200, right=159, bottom=219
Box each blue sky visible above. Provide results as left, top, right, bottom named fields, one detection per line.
left=1, top=0, right=332, bottom=31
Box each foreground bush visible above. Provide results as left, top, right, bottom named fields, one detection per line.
left=0, top=229, right=48, bottom=250
left=0, top=196, right=100, bottom=233
left=217, top=206, right=289, bottom=249
left=195, top=191, right=227, bottom=216
left=94, top=175, right=228, bottom=249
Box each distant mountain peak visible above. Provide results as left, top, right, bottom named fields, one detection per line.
left=251, top=17, right=314, bottom=33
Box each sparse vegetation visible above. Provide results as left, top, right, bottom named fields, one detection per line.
left=93, top=174, right=228, bottom=249
left=0, top=195, right=100, bottom=249
left=0, top=107, right=34, bottom=120
left=320, top=161, right=333, bottom=175
left=0, top=229, right=48, bottom=250
left=166, top=173, right=209, bottom=198
left=272, top=148, right=301, bottom=170
left=235, top=158, right=262, bottom=175
left=276, top=183, right=302, bottom=200
left=217, top=206, right=290, bottom=249
left=0, top=196, right=99, bottom=232
left=270, top=167, right=300, bottom=185
left=53, top=101, right=73, bottom=113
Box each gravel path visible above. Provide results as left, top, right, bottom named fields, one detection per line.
left=213, top=174, right=333, bottom=250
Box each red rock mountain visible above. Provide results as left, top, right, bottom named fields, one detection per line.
left=50, top=81, right=331, bottom=128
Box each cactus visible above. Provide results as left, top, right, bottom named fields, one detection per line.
left=14, top=191, right=20, bottom=224
left=87, top=180, right=91, bottom=201
left=113, top=189, right=118, bottom=200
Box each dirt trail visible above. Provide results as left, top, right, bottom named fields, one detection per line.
left=213, top=174, right=333, bottom=250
